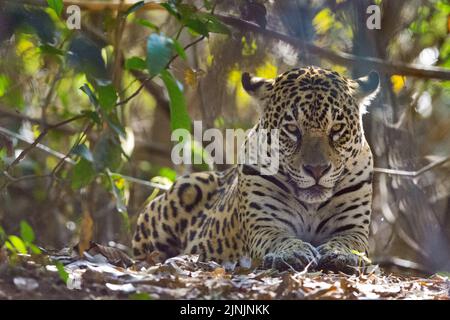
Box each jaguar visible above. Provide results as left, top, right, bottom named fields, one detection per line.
left=132, top=66, right=379, bottom=274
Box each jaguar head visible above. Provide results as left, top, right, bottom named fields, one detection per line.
left=242, top=66, right=379, bottom=203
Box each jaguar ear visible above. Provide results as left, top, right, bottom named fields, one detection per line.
left=354, top=70, right=380, bottom=112
left=242, top=72, right=274, bottom=100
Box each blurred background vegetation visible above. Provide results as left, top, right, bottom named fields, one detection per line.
left=0, top=0, right=449, bottom=274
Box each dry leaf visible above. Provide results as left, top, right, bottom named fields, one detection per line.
left=78, top=211, right=93, bottom=256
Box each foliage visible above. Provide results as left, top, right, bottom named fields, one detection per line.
left=2, top=221, right=41, bottom=256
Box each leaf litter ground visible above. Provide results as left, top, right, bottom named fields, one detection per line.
left=0, top=243, right=448, bottom=300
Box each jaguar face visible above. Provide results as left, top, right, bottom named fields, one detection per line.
left=242, top=66, right=379, bottom=203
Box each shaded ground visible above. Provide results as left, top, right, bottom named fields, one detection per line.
left=0, top=244, right=449, bottom=300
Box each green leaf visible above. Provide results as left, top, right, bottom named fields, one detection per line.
left=28, top=243, right=42, bottom=255
left=124, top=1, right=145, bottom=16
left=5, top=241, right=15, bottom=254
left=158, top=167, right=177, bottom=182
left=72, top=144, right=94, bottom=162
left=68, top=36, right=108, bottom=81
left=160, top=70, right=191, bottom=132
left=98, top=84, right=117, bottom=112
left=20, top=221, right=35, bottom=244
left=202, top=15, right=230, bottom=35
left=125, top=57, right=147, bottom=70
left=203, top=0, right=213, bottom=10
left=0, top=226, right=6, bottom=242
left=105, top=113, right=126, bottom=138
left=39, top=44, right=64, bottom=56
left=8, top=235, right=27, bottom=254
left=160, top=2, right=179, bottom=18
left=81, top=110, right=101, bottom=125
left=135, top=19, right=159, bottom=31
left=172, top=39, right=187, bottom=60
left=93, top=133, right=122, bottom=172
left=71, top=158, right=97, bottom=190
left=80, top=84, right=99, bottom=107
left=146, top=33, right=174, bottom=77
left=0, top=75, right=10, bottom=98
left=129, top=293, right=152, bottom=300
left=184, top=18, right=209, bottom=36
left=54, top=261, right=69, bottom=284
left=47, top=0, right=63, bottom=17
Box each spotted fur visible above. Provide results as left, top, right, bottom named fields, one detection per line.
left=133, top=66, right=379, bottom=274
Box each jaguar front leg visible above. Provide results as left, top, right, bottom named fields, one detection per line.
left=317, top=233, right=370, bottom=274
left=248, top=229, right=321, bottom=271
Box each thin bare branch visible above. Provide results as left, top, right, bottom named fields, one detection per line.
left=116, top=35, right=206, bottom=106
left=0, top=126, right=170, bottom=190
left=5, top=114, right=86, bottom=171
left=374, top=156, right=450, bottom=177
left=0, top=106, right=77, bottom=134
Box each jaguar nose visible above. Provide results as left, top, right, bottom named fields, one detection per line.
left=303, top=163, right=331, bottom=181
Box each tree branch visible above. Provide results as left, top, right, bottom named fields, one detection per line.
left=0, top=106, right=77, bottom=134
left=116, top=35, right=206, bottom=107
left=5, top=114, right=86, bottom=171
left=374, top=156, right=450, bottom=177
left=216, top=14, right=450, bottom=81
left=0, top=126, right=170, bottom=190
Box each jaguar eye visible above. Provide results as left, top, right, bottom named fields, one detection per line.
left=330, top=123, right=344, bottom=141
left=331, top=123, right=344, bottom=133
left=285, top=124, right=298, bottom=133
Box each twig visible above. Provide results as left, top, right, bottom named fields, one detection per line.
left=0, top=126, right=170, bottom=190
left=373, top=256, right=431, bottom=276
left=1, top=171, right=54, bottom=190
left=40, top=70, right=62, bottom=129
left=116, top=35, right=206, bottom=106
left=374, top=156, right=450, bottom=177
left=46, top=121, right=94, bottom=194
left=5, top=114, right=86, bottom=171
left=0, top=106, right=77, bottom=134
left=51, top=122, right=93, bottom=177
left=0, top=126, right=75, bottom=164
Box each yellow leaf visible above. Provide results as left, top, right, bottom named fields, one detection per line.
left=255, top=61, right=277, bottom=80
left=206, top=54, right=214, bottom=67
left=391, top=75, right=405, bottom=93
left=78, top=211, right=93, bottom=256
left=212, top=267, right=226, bottom=277
left=184, top=68, right=206, bottom=88
left=241, top=36, right=257, bottom=56
left=227, top=67, right=251, bottom=108
left=114, top=177, right=125, bottom=190
left=313, top=8, right=334, bottom=34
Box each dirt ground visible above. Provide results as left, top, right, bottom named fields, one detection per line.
left=0, top=244, right=449, bottom=300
